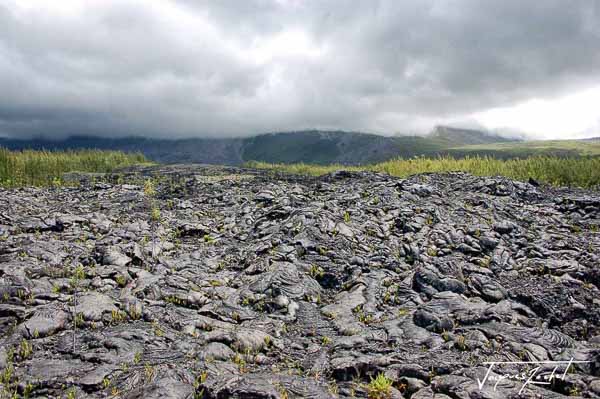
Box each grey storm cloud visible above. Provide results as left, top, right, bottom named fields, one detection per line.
left=0, top=0, right=599, bottom=139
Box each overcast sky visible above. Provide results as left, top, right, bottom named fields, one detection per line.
left=1, top=0, right=599, bottom=140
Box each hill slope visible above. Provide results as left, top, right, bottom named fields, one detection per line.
left=241, top=130, right=447, bottom=164
left=0, top=127, right=513, bottom=165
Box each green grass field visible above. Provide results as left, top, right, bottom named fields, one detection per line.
left=248, top=155, right=600, bottom=188
left=0, top=148, right=149, bottom=187
left=447, top=139, right=600, bottom=159
left=3, top=144, right=599, bottom=189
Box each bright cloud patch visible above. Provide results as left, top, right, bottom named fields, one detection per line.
left=475, top=86, right=600, bottom=139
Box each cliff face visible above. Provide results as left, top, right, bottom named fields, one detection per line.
left=0, top=164, right=599, bottom=398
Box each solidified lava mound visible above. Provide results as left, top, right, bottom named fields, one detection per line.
left=0, top=164, right=599, bottom=398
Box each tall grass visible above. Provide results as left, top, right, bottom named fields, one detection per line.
left=0, top=147, right=149, bottom=187
left=247, top=155, right=600, bottom=188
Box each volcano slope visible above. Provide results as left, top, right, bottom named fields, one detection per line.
left=0, top=164, right=599, bottom=398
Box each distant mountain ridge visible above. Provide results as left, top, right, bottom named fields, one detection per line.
left=1, top=126, right=521, bottom=165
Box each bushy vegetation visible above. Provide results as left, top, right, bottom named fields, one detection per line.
left=367, top=372, right=393, bottom=399
left=247, top=155, right=600, bottom=188
left=0, top=147, right=148, bottom=187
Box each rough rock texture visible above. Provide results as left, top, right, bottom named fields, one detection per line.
left=0, top=164, right=599, bottom=398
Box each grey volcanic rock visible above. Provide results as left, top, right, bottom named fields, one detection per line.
left=75, top=292, right=119, bottom=322
left=0, top=164, right=599, bottom=398
left=17, top=304, right=70, bottom=339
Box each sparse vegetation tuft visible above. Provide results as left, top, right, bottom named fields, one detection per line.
left=367, top=372, right=393, bottom=399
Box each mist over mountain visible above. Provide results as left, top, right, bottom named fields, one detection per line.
left=428, top=126, right=517, bottom=146
left=0, top=126, right=521, bottom=165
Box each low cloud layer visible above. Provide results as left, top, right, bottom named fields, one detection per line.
left=1, top=0, right=599, bottom=139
